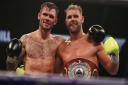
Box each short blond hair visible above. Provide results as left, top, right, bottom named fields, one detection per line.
left=65, top=4, right=83, bottom=15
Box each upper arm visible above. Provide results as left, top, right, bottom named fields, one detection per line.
left=97, top=44, right=119, bottom=75
left=19, top=34, right=28, bottom=57
left=55, top=45, right=64, bottom=74
left=6, top=34, right=28, bottom=71
left=97, top=44, right=112, bottom=70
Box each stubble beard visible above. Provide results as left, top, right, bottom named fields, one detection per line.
left=39, top=23, right=52, bottom=32
left=68, top=24, right=81, bottom=34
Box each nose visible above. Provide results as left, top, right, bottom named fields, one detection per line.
left=45, top=18, right=50, bottom=22
left=44, top=16, right=51, bottom=22
left=71, top=16, right=75, bottom=20
left=69, top=16, right=75, bottom=22
left=70, top=18, right=76, bottom=23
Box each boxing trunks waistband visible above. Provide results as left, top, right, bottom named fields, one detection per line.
left=64, top=58, right=98, bottom=79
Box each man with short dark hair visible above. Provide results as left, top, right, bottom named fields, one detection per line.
left=6, top=2, right=64, bottom=75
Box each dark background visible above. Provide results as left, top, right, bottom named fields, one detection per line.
left=0, top=0, right=128, bottom=78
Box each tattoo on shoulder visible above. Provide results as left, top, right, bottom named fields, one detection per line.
left=21, top=33, right=31, bottom=41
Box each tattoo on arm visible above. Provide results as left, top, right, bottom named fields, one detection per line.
left=6, top=35, right=27, bottom=71
left=6, top=56, right=18, bottom=71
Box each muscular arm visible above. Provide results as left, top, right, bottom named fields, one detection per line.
left=54, top=35, right=65, bottom=74
left=97, top=44, right=119, bottom=75
left=55, top=45, right=64, bottom=74
left=6, top=56, right=19, bottom=71
left=55, top=52, right=64, bottom=74
left=6, top=35, right=26, bottom=71
left=6, top=47, right=25, bottom=71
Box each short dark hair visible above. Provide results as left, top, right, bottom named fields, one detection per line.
left=40, top=2, right=59, bottom=17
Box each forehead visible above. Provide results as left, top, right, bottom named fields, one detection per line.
left=66, top=9, right=81, bottom=16
left=41, top=6, right=57, bottom=15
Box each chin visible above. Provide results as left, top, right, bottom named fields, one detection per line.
left=70, top=30, right=77, bottom=33
left=69, top=28, right=77, bottom=32
left=43, top=25, right=51, bottom=29
left=45, top=27, right=52, bottom=30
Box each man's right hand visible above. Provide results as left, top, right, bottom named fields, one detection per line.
left=6, top=38, right=22, bottom=58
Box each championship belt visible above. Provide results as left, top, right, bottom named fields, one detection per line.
left=64, top=58, right=98, bottom=80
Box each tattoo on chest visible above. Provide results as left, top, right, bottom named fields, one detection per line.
left=27, top=40, right=55, bottom=58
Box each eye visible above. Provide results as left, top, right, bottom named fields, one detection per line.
left=74, top=15, right=78, bottom=18
left=67, top=15, right=72, bottom=19
left=49, top=15, right=54, bottom=19
left=42, top=13, right=48, bottom=16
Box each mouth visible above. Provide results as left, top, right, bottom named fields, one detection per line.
left=69, top=21, right=78, bottom=26
left=40, top=21, right=51, bottom=28
left=44, top=23, right=50, bottom=26
left=43, top=21, right=50, bottom=25
left=69, top=23, right=77, bottom=28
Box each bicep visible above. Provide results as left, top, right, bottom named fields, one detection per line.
left=17, top=35, right=27, bottom=66
left=55, top=49, right=64, bottom=73
left=97, top=45, right=112, bottom=69
left=6, top=35, right=27, bottom=71
left=97, top=45, right=119, bottom=75
left=19, top=35, right=27, bottom=58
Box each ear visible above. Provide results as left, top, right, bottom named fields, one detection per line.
left=54, top=18, right=57, bottom=25
left=65, top=18, right=67, bottom=25
left=81, top=15, right=84, bottom=23
left=37, top=12, right=40, bottom=20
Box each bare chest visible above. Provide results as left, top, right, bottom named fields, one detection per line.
left=25, top=39, right=58, bottom=58
left=60, top=40, right=97, bottom=62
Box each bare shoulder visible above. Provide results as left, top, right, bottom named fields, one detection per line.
left=53, top=35, right=65, bottom=41
left=20, top=33, right=30, bottom=43
left=58, top=39, right=70, bottom=51
left=53, top=35, right=65, bottom=45
left=20, top=31, right=36, bottom=43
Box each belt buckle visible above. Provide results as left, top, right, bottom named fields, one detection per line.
left=66, top=59, right=91, bottom=79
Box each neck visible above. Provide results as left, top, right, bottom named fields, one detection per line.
left=38, top=27, right=52, bottom=40
left=70, top=28, right=85, bottom=41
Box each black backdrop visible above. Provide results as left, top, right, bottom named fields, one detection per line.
left=0, top=0, right=128, bottom=78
